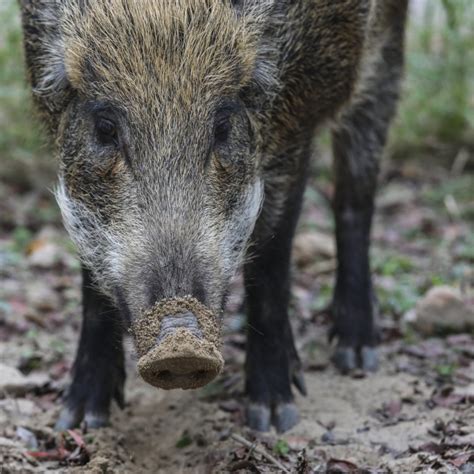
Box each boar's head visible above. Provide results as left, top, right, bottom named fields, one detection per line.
left=23, top=0, right=280, bottom=387
left=32, top=0, right=281, bottom=312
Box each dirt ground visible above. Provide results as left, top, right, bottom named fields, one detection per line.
left=1, top=159, right=473, bottom=473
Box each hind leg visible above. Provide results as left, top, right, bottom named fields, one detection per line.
left=330, top=3, right=408, bottom=373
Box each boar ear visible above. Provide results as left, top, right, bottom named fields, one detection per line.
left=19, top=0, right=72, bottom=133
left=237, top=0, right=282, bottom=108
left=230, top=0, right=275, bottom=12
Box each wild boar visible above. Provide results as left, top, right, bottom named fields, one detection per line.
left=20, top=0, right=407, bottom=432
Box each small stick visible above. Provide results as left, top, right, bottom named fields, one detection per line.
left=230, top=433, right=290, bottom=473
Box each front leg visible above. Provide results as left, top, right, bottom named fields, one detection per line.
left=244, top=152, right=308, bottom=433
left=55, top=267, right=126, bottom=430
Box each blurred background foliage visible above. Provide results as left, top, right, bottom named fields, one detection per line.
left=391, top=0, right=474, bottom=161
left=0, top=1, right=50, bottom=187
left=1, top=0, right=473, bottom=185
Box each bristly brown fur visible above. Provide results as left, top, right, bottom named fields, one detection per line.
left=21, top=0, right=279, bottom=132
left=62, top=0, right=271, bottom=108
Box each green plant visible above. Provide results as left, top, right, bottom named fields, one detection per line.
left=273, top=439, right=290, bottom=456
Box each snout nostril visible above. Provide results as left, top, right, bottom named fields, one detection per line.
left=151, top=366, right=212, bottom=388
left=157, top=370, right=172, bottom=381
left=139, top=351, right=220, bottom=390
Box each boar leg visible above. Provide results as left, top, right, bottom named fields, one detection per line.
left=330, top=9, right=407, bottom=373
left=244, top=156, right=308, bottom=433
left=56, top=267, right=125, bottom=430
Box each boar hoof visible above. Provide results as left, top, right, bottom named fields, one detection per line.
left=55, top=407, right=111, bottom=431
left=246, top=403, right=271, bottom=432
left=54, top=365, right=125, bottom=431
left=332, top=345, right=378, bottom=374
left=332, top=346, right=357, bottom=373
left=246, top=402, right=299, bottom=433
left=84, top=412, right=110, bottom=429
left=360, top=346, right=378, bottom=372
left=272, top=402, right=299, bottom=433
left=55, top=407, right=83, bottom=431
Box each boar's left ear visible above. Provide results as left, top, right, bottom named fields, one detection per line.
left=19, top=0, right=72, bottom=134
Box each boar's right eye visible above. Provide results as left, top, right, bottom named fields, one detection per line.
left=95, top=117, right=118, bottom=146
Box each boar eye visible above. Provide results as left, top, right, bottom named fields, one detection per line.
left=95, top=117, right=117, bottom=146
left=214, top=116, right=232, bottom=146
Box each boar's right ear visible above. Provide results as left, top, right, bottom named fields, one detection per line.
left=233, top=0, right=282, bottom=110
left=19, top=0, right=72, bottom=134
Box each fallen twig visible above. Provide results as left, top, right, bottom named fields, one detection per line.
left=230, top=433, right=290, bottom=473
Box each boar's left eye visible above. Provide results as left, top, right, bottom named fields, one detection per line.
left=95, top=117, right=118, bottom=146
left=214, top=115, right=232, bottom=147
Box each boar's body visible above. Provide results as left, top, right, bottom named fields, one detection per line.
left=20, top=0, right=408, bottom=432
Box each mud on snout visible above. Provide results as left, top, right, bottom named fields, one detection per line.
left=131, top=296, right=224, bottom=390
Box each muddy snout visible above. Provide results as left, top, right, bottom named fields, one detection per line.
left=132, top=297, right=224, bottom=390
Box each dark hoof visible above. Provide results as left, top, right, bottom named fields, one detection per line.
left=332, top=346, right=357, bottom=374
left=332, top=345, right=378, bottom=374
left=55, top=364, right=125, bottom=431
left=272, top=402, right=299, bottom=433
left=55, top=407, right=110, bottom=431
left=246, top=402, right=299, bottom=433
left=246, top=403, right=271, bottom=432
left=84, top=412, right=110, bottom=429
left=360, top=346, right=378, bottom=372
left=55, top=407, right=83, bottom=431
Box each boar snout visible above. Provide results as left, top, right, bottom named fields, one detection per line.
left=157, top=312, right=203, bottom=343
left=132, top=297, right=224, bottom=390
